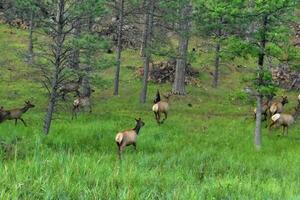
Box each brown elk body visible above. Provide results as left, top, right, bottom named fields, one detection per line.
left=3, top=101, right=35, bottom=126
left=59, top=77, right=82, bottom=100
left=115, top=118, right=145, bottom=159
left=269, top=113, right=294, bottom=135
left=72, top=96, right=92, bottom=119
left=253, top=99, right=272, bottom=120
left=152, top=92, right=171, bottom=124
left=0, top=106, right=10, bottom=123
left=269, top=96, right=288, bottom=115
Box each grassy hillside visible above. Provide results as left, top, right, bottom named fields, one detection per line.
left=1, top=23, right=300, bottom=199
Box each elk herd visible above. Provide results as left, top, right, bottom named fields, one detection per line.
left=1, top=76, right=300, bottom=159
left=254, top=95, right=300, bottom=136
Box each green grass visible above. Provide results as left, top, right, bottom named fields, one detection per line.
left=1, top=23, right=300, bottom=199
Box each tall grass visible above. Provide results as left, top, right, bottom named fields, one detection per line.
left=1, top=23, right=300, bottom=199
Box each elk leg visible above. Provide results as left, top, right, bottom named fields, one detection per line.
left=74, top=110, right=78, bottom=119
left=73, top=106, right=79, bottom=119
left=119, top=145, right=125, bottom=160
left=133, top=143, right=137, bottom=151
left=62, top=93, right=66, bottom=101
left=89, top=105, right=92, bottom=113
left=20, top=118, right=27, bottom=127
left=153, top=111, right=158, bottom=121
left=269, top=121, right=276, bottom=133
left=157, top=112, right=161, bottom=124
left=262, top=113, right=265, bottom=121
left=117, top=143, right=121, bottom=160
left=72, top=107, right=76, bottom=120
left=286, top=126, right=288, bottom=136
left=76, top=90, right=80, bottom=97
left=163, top=111, right=168, bottom=120
left=15, top=119, right=17, bottom=125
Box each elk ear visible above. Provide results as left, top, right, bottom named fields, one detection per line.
left=135, top=118, right=139, bottom=121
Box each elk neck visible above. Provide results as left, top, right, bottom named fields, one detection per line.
left=133, top=123, right=142, bottom=135
left=21, top=105, right=30, bottom=113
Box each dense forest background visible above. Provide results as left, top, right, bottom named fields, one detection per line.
left=0, top=0, right=300, bottom=199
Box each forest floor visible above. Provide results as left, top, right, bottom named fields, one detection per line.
left=1, top=23, right=300, bottom=199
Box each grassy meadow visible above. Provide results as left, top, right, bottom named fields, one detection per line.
left=1, top=23, right=300, bottom=199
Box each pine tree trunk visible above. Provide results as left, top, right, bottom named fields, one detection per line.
left=254, top=94, right=262, bottom=149
left=172, top=2, right=191, bottom=95
left=254, top=15, right=268, bottom=149
left=43, top=0, right=65, bottom=135
left=27, top=10, right=34, bottom=65
left=140, top=0, right=148, bottom=57
left=43, top=71, right=59, bottom=135
left=140, top=0, right=154, bottom=103
left=81, top=76, right=91, bottom=97
left=114, top=0, right=124, bottom=96
left=81, top=16, right=93, bottom=98
left=70, top=19, right=81, bottom=69
left=213, top=42, right=221, bottom=88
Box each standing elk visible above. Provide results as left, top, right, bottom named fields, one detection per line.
left=58, top=77, right=82, bottom=100
left=152, top=91, right=171, bottom=124
left=269, top=95, right=300, bottom=135
left=0, top=106, right=10, bottom=123
left=2, top=101, right=35, bottom=126
left=153, top=89, right=161, bottom=104
left=269, top=113, right=294, bottom=136
left=115, top=118, right=145, bottom=159
left=72, top=96, right=92, bottom=119
left=253, top=99, right=272, bottom=121
left=269, top=96, right=288, bottom=115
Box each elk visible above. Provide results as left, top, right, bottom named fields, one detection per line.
left=72, top=96, right=92, bottom=119
left=0, top=106, right=10, bottom=123
left=58, top=76, right=82, bottom=100
left=269, top=113, right=294, bottom=136
left=253, top=99, right=272, bottom=121
left=115, top=118, right=145, bottom=159
left=3, top=101, right=35, bottom=126
left=269, top=96, right=288, bottom=116
left=152, top=91, right=171, bottom=124
left=153, top=89, right=161, bottom=104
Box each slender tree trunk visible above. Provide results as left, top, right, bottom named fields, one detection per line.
left=82, top=76, right=91, bottom=97
left=44, top=69, right=59, bottom=135
left=27, top=10, right=34, bottom=65
left=254, top=15, right=268, bottom=149
left=70, top=19, right=81, bottom=69
left=114, top=0, right=124, bottom=96
left=43, top=0, right=65, bottom=135
left=172, top=2, right=192, bottom=95
left=140, top=1, right=149, bottom=57
left=140, top=0, right=154, bottom=103
left=140, top=0, right=148, bottom=57
left=81, top=16, right=94, bottom=97
left=255, top=94, right=262, bottom=149
left=213, top=42, right=221, bottom=88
